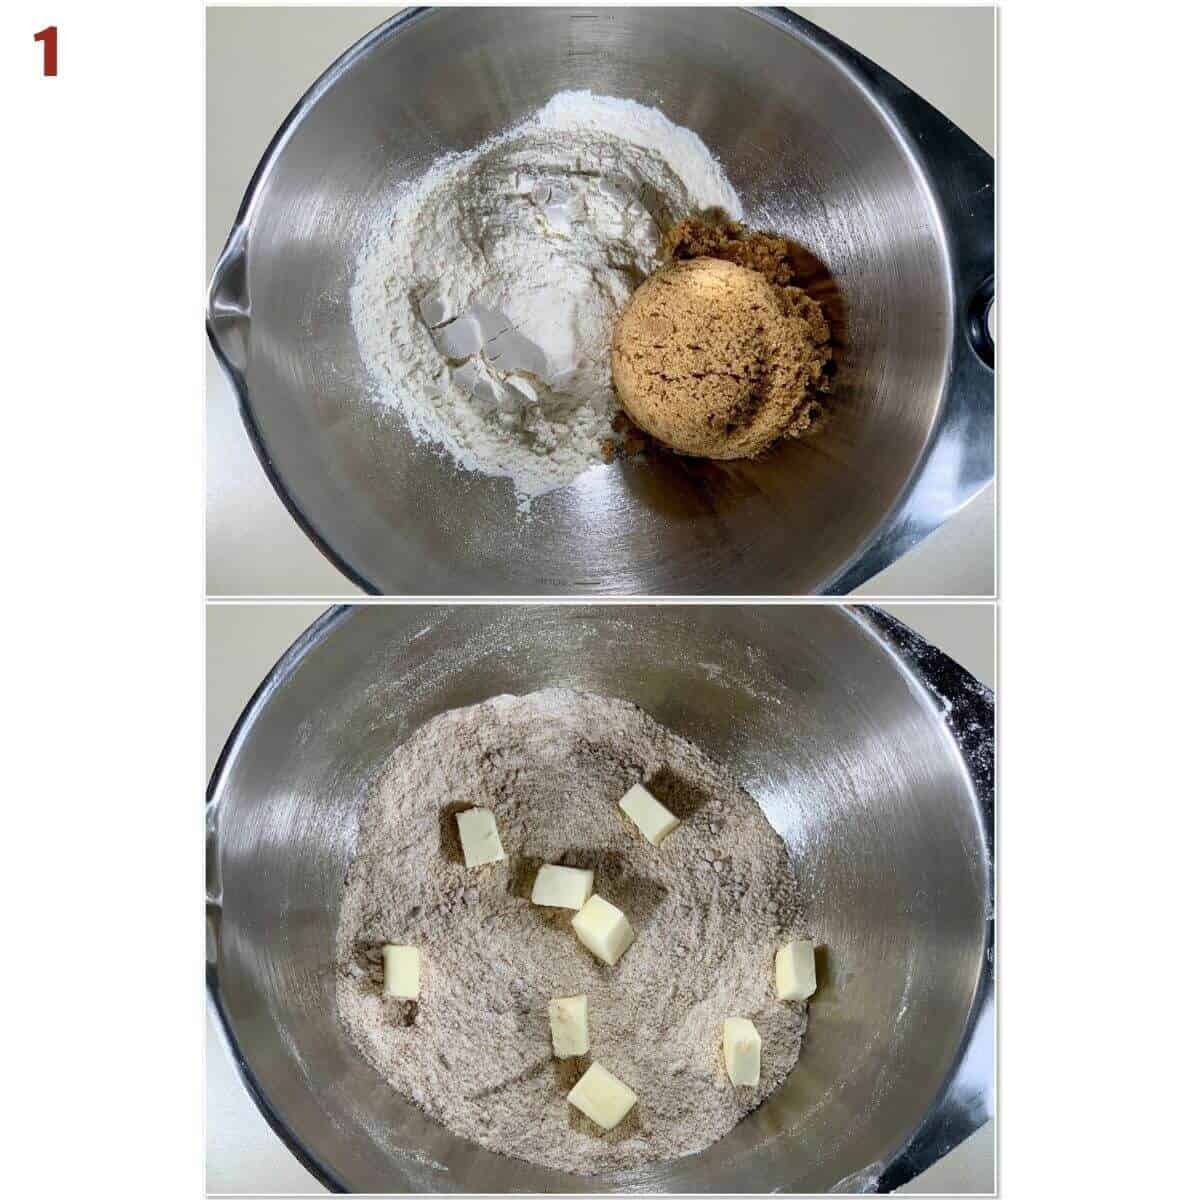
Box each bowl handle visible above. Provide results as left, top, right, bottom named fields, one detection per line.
left=888, top=78, right=996, bottom=538
left=787, top=12, right=995, bottom=595
left=207, top=224, right=251, bottom=392
left=854, top=605, right=994, bottom=1192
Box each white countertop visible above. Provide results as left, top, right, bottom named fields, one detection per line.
left=205, top=6, right=995, bottom=600
left=206, top=601, right=995, bottom=1194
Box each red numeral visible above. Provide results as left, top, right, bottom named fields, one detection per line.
left=34, top=25, right=57, bottom=77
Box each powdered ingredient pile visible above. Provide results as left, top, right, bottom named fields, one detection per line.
left=351, top=93, right=740, bottom=505
left=335, top=688, right=809, bottom=1174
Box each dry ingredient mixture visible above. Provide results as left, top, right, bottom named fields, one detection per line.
left=335, top=689, right=809, bottom=1174
left=611, top=217, right=833, bottom=459
left=351, top=93, right=740, bottom=507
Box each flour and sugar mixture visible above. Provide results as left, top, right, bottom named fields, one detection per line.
left=335, top=689, right=809, bottom=1174
left=351, top=93, right=741, bottom=505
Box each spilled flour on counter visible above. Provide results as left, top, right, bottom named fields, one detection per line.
left=351, top=92, right=740, bottom=506
left=335, top=689, right=808, bottom=1174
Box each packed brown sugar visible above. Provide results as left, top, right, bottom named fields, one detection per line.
left=611, top=218, right=833, bottom=460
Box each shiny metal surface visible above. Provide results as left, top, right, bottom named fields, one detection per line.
left=206, top=7, right=993, bottom=596
left=207, top=606, right=994, bottom=1193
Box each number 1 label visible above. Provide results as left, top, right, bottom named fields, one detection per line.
left=34, top=25, right=58, bottom=77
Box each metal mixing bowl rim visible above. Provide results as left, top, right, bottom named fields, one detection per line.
left=206, top=605, right=994, bottom=1193
left=206, top=6, right=995, bottom=597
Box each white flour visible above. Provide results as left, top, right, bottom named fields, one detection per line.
left=351, top=92, right=741, bottom=505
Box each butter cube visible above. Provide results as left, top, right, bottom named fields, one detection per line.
left=776, top=939, right=817, bottom=1001
left=456, top=807, right=505, bottom=868
left=382, top=945, right=420, bottom=999
left=618, top=783, right=680, bottom=846
left=532, top=864, right=594, bottom=910
left=571, top=895, right=635, bottom=966
left=723, top=1018, right=761, bottom=1086
left=567, top=1062, right=637, bottom=1130
left=548, top=994, right=589, bottom=1058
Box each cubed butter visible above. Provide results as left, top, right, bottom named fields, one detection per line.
left=382, top=944, right=420, bottom=999
left=548, top=994, right=589, bottom=1058
left=618, top=783, right=680, bottom=846
left=532, top=864, right=594, bottom=910
left=723, top=1017, right=761, bottom=1086
left=776, top=938, right=817, bottom=1001
left=567, top=1062, right=637, bottom=1130
left=571, top=895, right=635, bottom=966
left=456, top=807, right=505, bottom=868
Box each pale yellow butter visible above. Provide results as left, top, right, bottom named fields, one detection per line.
left=618, top=782, right=680, bottom=846
left=571, top=895, right=635, bottom=966
left=775, top=938, right=817, bottom=1001
left=455, top=807, right=505, bottom=868
left=567, top=1062, right=637, bottom=1129
left=548, top=994, right=589, bottom=1058
left=531, top=864, right=594, bottom=910
left=723, top=1017, right=761, bottom=1086
left=382, top=944, right=420, bottom=999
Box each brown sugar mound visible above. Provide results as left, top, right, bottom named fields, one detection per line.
left=664, top=215, right=800, bottom=287
left=611, top=221, right=832, bottom=460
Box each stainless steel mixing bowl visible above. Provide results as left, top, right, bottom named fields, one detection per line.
left=206, top=606, right=994, bottom=1192
left=207, top=7, right=994, bottom=596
